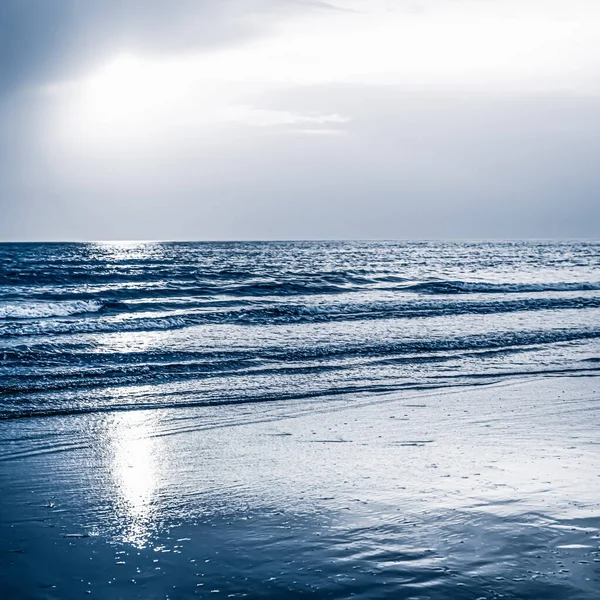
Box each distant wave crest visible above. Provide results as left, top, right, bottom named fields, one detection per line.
left=0, top=299, right=119, bottom=319
left=405, top=280, right=600, bottom=294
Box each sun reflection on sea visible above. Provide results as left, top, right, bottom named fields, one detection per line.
left=107, top=410, right=161, bottom=548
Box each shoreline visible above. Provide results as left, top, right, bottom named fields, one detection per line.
left=2, top=374, right=599, bottom=598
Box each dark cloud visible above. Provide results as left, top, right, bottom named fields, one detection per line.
left=0, top=0, right=72, bottom=93
left=0, top=0, right=333, bottom=96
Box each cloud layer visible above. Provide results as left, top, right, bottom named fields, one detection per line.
left=1, top=0, right=600, bottom=240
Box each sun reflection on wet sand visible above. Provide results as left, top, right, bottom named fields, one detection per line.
left=107, top=410, right=160, bottom=547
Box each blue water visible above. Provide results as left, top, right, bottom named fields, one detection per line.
left=2, top=241, right=600, bottom=599
left=1, top=240, right=599, bottom=419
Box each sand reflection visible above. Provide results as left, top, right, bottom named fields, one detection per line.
left=107, top=410, right=161, bottom=547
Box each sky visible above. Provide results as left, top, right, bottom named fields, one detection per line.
left=1, top=0, right=600, bottom=241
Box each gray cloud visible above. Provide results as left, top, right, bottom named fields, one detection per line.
left=3, top=84, right=599, bottom=240
left=0, top=0, right=335, bottom=97
left=1, top=1, right=599, bottom=240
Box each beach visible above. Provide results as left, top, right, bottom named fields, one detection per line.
left=2, top=374, right=599, bottom=599
left=1, top=240, right=599, bottom=598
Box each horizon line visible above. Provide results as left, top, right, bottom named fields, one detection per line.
left=1, top=237, right=599, bottom=244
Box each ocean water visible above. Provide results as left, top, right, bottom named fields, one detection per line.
left=2, top=241, right=600, bottom=599
left=1, top=240, right=599, bottom=419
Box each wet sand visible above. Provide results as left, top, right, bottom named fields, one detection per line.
left=1, top=375, right=599, bottom=599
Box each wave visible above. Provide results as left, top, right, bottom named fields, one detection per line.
left=0, top=381, right=437, bottom=421
left=1, top=295, right=600, bottom=337
left=2, top=327, right=599, bottom=396
left=405, top=280, right=600, bottom=294
left=0, top=268, right=380, bottom=290
left=3, top=279, right=599, bottom=306
left=229, top=296, right=600, bottom=324
left=0, top=299, right=121, bottom=319
left=2, top=361, right=600, bottom=421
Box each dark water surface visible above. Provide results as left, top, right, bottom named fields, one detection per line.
left=1, top=241, right=600, bottom=599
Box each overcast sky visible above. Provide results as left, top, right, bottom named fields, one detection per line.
left=1, top=0, right=599, bottom=240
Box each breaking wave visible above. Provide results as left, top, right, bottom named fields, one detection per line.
left=0, top=299, right=119, bottom=319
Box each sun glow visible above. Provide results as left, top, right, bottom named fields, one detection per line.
left=108, top=410, right=161, bottom=547
left=86, top=55, right=164, bottom=121
left=61, top=53, right=201, bottom=142
left=45, top=6, right=600, bottom=153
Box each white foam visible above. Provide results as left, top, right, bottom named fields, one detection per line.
left=0, top=300, right=104, bottom=319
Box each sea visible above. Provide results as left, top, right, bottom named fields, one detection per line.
left=1, top=240, right=599, bottom=419
left=1, top=240, right=600, bottom=600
